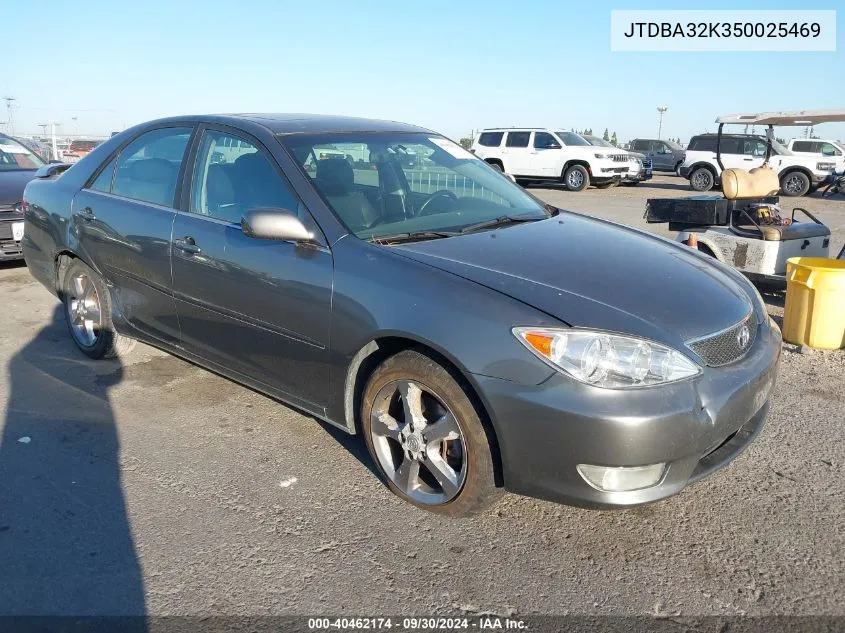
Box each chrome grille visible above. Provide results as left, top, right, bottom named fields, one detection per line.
left=611, top=154, right=628, bottom=162
left=687, top=315, right=757, bottom=367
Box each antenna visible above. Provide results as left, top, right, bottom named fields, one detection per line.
left=2, top=96, right=16, bottom=136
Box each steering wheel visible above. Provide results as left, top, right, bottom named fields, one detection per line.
left=417, top=190, right=458, bottom=216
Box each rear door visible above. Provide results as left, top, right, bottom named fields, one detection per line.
left=71, top=125, right=195, bottom=345
left=500, top=131, right=533, bottom=175
left=170, top=126, right=333, bottom=409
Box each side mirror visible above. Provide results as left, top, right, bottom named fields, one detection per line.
left=241, top=208, right=314, bottom=242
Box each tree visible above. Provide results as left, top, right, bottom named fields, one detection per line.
left=459, top=138, right=472, bottom=149
left=611, top=131, right=618, bottom=146
left=602, top=128, right=610, bottom=141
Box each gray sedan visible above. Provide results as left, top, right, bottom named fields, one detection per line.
left=22, top=114, right=780, bottom=516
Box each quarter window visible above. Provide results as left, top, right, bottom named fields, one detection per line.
left=791, top=140, right=813, bottom=153
left=111, top=127, right=193, bottom=207
left=89, top=157, right=117, bottom=193
left=478, top=132, right=504, bottom=147
left=190, top=130, right=298, bottom=224
left=505, top=132, right=530, bottom=148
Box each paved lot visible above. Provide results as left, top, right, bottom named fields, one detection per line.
left=0, top=177, right=843, bottom=620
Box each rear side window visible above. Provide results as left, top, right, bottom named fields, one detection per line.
left=688, top=136, right=717, bottom=152
left=478, top=132, right=504, bottom=147
left=631, top=140, right=649, bottom=151
left=111, top=127, right=193, bottom=207
left=505, top=132, right=530, bottom=148
left=791, top=140, right=814, bottom=153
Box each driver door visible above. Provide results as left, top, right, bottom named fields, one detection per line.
left=530, top=132, right=562, bottom=177
left=171, top=127, right=333, bottom=409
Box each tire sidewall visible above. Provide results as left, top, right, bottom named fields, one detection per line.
left=62, top=259, right=116, bottom=359
left=563, top=165, right=589, bottom=191
left=690, top=167, right=714, bottom=191
left=361, top=350, right=497, bottom=517
left=780, top=171, right=810, bottom=197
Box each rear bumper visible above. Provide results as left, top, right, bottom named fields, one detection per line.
left=474, top=318, right=782, bottom=509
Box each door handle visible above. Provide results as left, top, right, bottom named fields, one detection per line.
left=174, top=236, right=201, bottom=254
left=75, top=207, right=96, bottom=221
left=743, top=158, right=754, bottom=161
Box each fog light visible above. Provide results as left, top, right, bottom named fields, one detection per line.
left=577, top=463, right=666, bottom=492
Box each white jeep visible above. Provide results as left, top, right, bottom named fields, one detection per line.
left=679, top=133, right=836, bottom=196
left=471, top=128, right=629, bottom=191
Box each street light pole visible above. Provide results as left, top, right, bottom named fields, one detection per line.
left=657, top=106, right=668, bottom=140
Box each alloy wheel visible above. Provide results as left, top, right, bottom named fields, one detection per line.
left=692, top=170, right=712, bottom=190
left=568, top=170, right=585, bottom=189
left=369, top=379, right=467, bottom=505
left=66, top=273, right=102, bottom=348
left=783, top=174, right=805, bottom=195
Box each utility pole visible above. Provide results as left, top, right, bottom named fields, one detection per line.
left=657, top=106, right=668, bottom=140
left=2, top=96, right=16, bottom=136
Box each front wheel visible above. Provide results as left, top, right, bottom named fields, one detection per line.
left=780, top=171, right=810, bottom=197
left=61, top=258, right=136, bottom=359
left=562, top=165, right=589, bottom=191
left=361, top=350, right=500, bottom=516
left=689, top=167, right=715, bottom=192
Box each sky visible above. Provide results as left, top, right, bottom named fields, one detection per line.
left=3, top=0, right=844, bottom=144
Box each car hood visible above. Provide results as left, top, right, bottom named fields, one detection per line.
left=393, top=214, right=753, bottom=347
left=0, top=170, right=37, bottom=206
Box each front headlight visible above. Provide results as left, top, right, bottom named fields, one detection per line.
left=594, top=153, right=607, bottom=159
left=513, top=327, right=701, bottom=388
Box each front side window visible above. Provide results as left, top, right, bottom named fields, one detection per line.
left=111, top=127, right=193, bottom=207
left=0, top=135, right=46, bottom=171
left=478, top=132, right=503, bottom=147
left=743, top=139, right=767, bottom=156
left=820, top=142, right=841, bottom=157
left=283, top=132, right=548, bottom=240
left=505, top=132, right=530, bottom=148
left=533, top=132, right=560, bottom=149
left=190, top=130, right=298, bottom=224
left=631, top=140, right=648, bottom=151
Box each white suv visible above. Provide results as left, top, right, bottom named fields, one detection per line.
left=471, top=128, right=629, bottom=191
left=679, top=133, right=838, bottom=196
left=787, top=138, right=845, bottom=172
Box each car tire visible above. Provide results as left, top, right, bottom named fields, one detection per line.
left=780, top=171, right=811, bottom=197
left=61, top=258, right=136, bottom=360
left=689, top=167, right=715, bottom=192
left=361, top=349, right=500, bottom=517
left=563, top=165, right=589, bottom=191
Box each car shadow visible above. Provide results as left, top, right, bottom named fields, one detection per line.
left=0, top=305, right=147, bottom=627
left=639, top=181, right=697, bottom=192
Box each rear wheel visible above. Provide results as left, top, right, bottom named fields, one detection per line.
left=361, top=350, right=499, bottom=516
left=562, top=165, right=589, bottom=191
left=689, top=167, right=715, bottom=192
left=61, top=259, right=136, bottom=359
left=780, top=171, right=810, bottom=197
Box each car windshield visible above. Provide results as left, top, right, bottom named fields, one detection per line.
left=281, top=132, right=549, bottom=240
left=584, top=136, right=614, bottom=148
left=770, top=138, right=792, bottom=155
left=0, top=135, right=46, bottom=170
left=664, top=140, right=682, bottom=150
left=555, top=132, right=590, bottom=146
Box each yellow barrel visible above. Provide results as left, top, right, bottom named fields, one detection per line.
left=783, top=257, right=845, bottom=350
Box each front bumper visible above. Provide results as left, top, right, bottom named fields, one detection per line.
left=625, top=168, right=653, bottom=182
left=0, top=218, right=25, bottom=261
left=679, top=165, right=693, bottom=178
left=475, top=318, right=781, bottom=509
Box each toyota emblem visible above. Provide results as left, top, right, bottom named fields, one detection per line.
left=737, top=325, right=751, bottom=349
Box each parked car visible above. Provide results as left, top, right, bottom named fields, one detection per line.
left=679, top=133, right=837, bottom=196
left=0, top=133, right=47, bottom=260
left=787, top=138, right=845, bottom=171
left=14, top=137, right=52, bottom=162
left=628, top=138, right=685, bottom=173
left=23, top=114, right=780, bottom=516
left=64, top=139, right=100, bottom=160
left=582, top=135, right=652, bottom=185
left=471, top=128, right=629, bottom=191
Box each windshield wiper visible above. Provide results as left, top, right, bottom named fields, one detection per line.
left=459, top=215, right=543, bottom=234
left=367, top=230, right=457, bottom=244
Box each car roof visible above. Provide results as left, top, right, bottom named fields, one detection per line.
left=716, top=109, right=845, bottom=126
left=148, top=113, right=435, bottom=135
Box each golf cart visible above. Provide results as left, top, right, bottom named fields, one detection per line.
left=645, top=109, right=845, bottom=287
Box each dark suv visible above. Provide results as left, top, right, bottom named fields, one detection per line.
left=628, top=138, right=685, bottom=173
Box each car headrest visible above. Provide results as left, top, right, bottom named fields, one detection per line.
left=128, top=158, right=176, bottom=183
left=206, top=164, right=234, bottom=203
left=722, top=167, right=780, bottom=200
left=316, top=158, right=354, bottom=195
